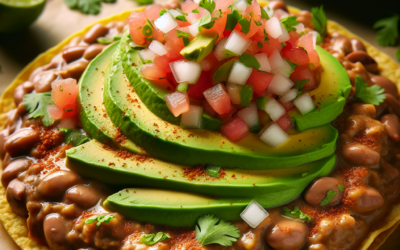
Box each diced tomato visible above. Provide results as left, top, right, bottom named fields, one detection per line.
left=215, top=0, right=235, bottom=13
left=221, top=116, right=250, bottom=142
left=154, top=55, right=172, bottom=73
left=245, top=18, right=260, bottom=38
left=58, top=117, right=76, bottom=129
left=62, top=104, right=77, bottom=118
left=51, top=78, right=78, bottom=109
left=219, top=105, right=237, bottom=121
left=247, top=69, right=274, bottom=94
left=287, top=31, right=299, bottom=47
left=144, top=4, right=163, bottom=21
left=281, top=43, right=309, bottom=66
left=296, top=33, right=320, bottom=68
left=200, top=53, right=218, bottom=72
left=141, top=63, right=167, bottom=81
left=201, top=14, right=227, bottom=41
left=243, top=0, right=261, bottom=21
left=223, top=30, right=232, bottom=37
left=188, top=72, right=213, bottom=99
left=182, top=0, right=199, bottom=14
left=128, top=11, right=147, bottom=45
left=165, top=91, right=190, bottom=117
left=258, top=109, right=271, bottom=125
left=47, top=105, right=63, bottom=120
left=165, top=29, right=185, bottom=60
left=202, top=99, right=218, bottom=117
left=273, top=9, right=289, bottom=20
left=278, top=100, right=296, bottom=112
left=246, top=40, right=262, bottom=54
left=167, top=73, right=179, bottom=87
left=276, top=113, right=293, bottom=131
left=290, top=64, right=317, bottom=89
left=203, top=83, right=231, bottom=115
left=260, top=36, right=282, bottom=56
left=152, top=27, right=166, bottom=44
left=187, top=7, right=209, bottom=24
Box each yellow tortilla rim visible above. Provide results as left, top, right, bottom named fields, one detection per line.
left=0, top=2, right=399, bottom=249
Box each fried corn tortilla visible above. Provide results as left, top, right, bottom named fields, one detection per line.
left=1, top=2, right=400, bottom=249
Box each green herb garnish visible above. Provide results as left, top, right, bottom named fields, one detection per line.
left=260, top=7, right=270, bottom=19
left=199, top=0, right=215, bottom=16
left=240, top=85, right=253, bottom=107
left=205, top=164, right=221, bottom=177
left=293, top=79, right=310, bottom=97
left=263, top=30, right=269, bottom=41
left=133, top=0, right=153, bottom=5
left=311, top=5, right=327, bottom=37
left=159, top=9, right=167, bottom=16
left=239, top=18, right=251, bottom=34
left=141, top=232, right=171, bottom=246
left=256, top=96, right=268, bottom=110
left=59, top=128, right=90, bottom=146
left=64, top=0, right=103, bottom=15
left=282, top=206, right=311, bottom=222
left=239, top=52, right=260, bottom=69
left=320, top=190, right=337, bottom=206
left=23, top=92, right=55, bottom=127
left=85, top=214, right=115, bottom=227
left=257, top=42, right=263, bottom=48
left=198, top=15, right=214, bottom=31
left=338, top=184, right=344, bottom=192
left=183, top=38, right=191, bottom=46
left=280, top=16, right=299, bottom=32
left=373, top=15, right=399, bottom=46
left=192, top=9, right=199, bottom=13
left=225, top=9, right=242, bottom=31
left=354, top=75, right=386, bottom=105
left=195, top=214, right=240, bottom=246
left=142, top=21, right=153, bottom=36
left=176, top=15, right=188, bottom=21
left=176, top=30, right=191, bottom=38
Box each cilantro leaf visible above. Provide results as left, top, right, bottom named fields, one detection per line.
left=354, top=75, right=386, bottom=105
left=256, top=96, right=268, bottom=110
left=64, top=0, right=78, bottom=9
left=176, top=15, right=188, bottom=21
left=199, top=0, right=215, bottom=16
left=397, top=48, right=400, bottom=62
left=141, top=232, right=170, bottom=246
left=133, top=0, right=154, bottom=5
left=205, top=164, right=221, bottom=177
left=192, top=9, right=199, bottom=13
left=280, top=16, right=299, bottom=32
left=293, top=79, right=309, bottom=97
left=198, top=15, right=214, bottom=31
left=239, top=53, right=260, bottom=69
left=260, top=7, right=269, bottom=19
left=23, top=92, right=55, bottom=127
left=59, top=128, right=90, bottom=146
left=373, top=15, right=399, bottom=46
left=159, top=9, right=168, bottom=16
left=77, top=0, right=101, bottom=15
left=183, top=38, right=191, bottom=46
left=282, top=206, right=311, bottom=223
left=257, top=42, right=263, bottom=48
left=176, top=30, right=191, bottom=38
left=239, top=18, right=251, bottom=34
left=311, top=5, right=327, bottom=37
left=240, top=85, right=253, bottom=107
left=225, top=10, right=242, bottom=31
left=338, top=184, right=344, bottom=192
left=85, top=215, right=115, bottom=227
left=320, top=190, right=337, bottom=206
left=195, top=214, right=240, bottom=246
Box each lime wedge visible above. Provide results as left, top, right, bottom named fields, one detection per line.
left=0, top=0, right=46, bottom=33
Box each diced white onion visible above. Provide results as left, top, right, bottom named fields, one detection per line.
left=294, top=23, right=305, bottom=34
left=139, top=48, right=157, bottom=63
left=268, top=50, right=285, bottom=70
left=240, top=200, right=269, bottom=228
left=154, top=13, right=178, bottom=33
left=226, top=82, right=242, bottom=105
left=310, top=31, right=318, bottom=49
left=260, top=123, right=290, bottom=147
left=280, top=89, right=298, bottom=103
left=181, top=105, right=203, bottom=128
left=268, top=73, right=294, bottom=96
left=170, top=60, right=203, bottom=84
left=273, top=60, right=293, bottom=78
left=214, top=37, right=235, bottom=61
left=278, top=23, right=290, bottom=42
left=263, top=6, right=274, bottom=19
left=273, top=9, right=289, bottom=20
left=149, top=40, right=167, bottom=56
left=193, top=0, right=201, bottom=3
left=293, top=93, right=315, bottom=114
left=188, top=20, right=200, bottom=37
left=234, top=0, right=249, bottom=12
left=265, top=99, right=285, bottom=122
left=227, top=61, right=252, bottom=86
left=254, top=53, right=271, bottom=72
left=236, top=103, right=260, bottom=129
left=224, top=30, right=252, bottom=55
left=169, top=9, right=181, bottom=18
left=265, top=17, right=282, bottom=39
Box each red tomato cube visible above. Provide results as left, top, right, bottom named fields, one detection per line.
left=247, top=69, right=274, bottom=94
left=221, top=116, right=250, bottom=142
left=188, top=72, right=213, bottom=100
left=51, top=78, right=78, bottom=109
left=141, top=63, right=167, bottom=81
left=282, top=44, right=310, bottom=66
left=203, top=83, right=231, bottom=115
left=290, top=64, right=317, bottom=89
left=275, top=113, right=293, bottom=131
left=164, top=91, right=190, bottom=117
left=296, top=33, right=320, bottom=68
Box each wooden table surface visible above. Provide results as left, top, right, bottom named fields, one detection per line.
left=0, top=0, right=399, bottom=249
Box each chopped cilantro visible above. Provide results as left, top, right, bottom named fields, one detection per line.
left=354, top=75, right=386, bottom=105
left=176, top=15, right=188, bottom=21
left=284, top=59, right=297, bottom=71
left=198, top=15, right=214, bottom=31
left=254, top=19, right=262, bottom=26
left=311, top=5, right=327, bottom=37
left=23, top=92, right=55, bottom=127
left=195, top=214, right=240, bottom=246
left=64, top=0, right=103, bottom=15
left=239, top=53, right=260, bottom=69
left=280, top=16, right=299, bottom=32
left=240, top=85, right=253, bottom=107
left=373, top=15, right=399, bottom=46
left=396, top=48, right=400, bottom=62
left=257, top=42, right=263, bottom=48
left=205, top=164, right=221, bottom=177
left=176, top=30, right=191, bottom=38
left=294, top=79, right=309, bottom=97
left=85, top=214, right=115, bottom=227
left=225, top=9, right=242, bottom=31
left=199, top=0, right=215, bottom=15
left=260, top=7, right=269, bottom=19
left=212, top=9, right=223, bottom=20
left=132, top=0, right=153, bottom=5
left=159, top=9, right=168, bottom=16
left=183, top=38, right=191, bottom=46
left=141, top=232, right=170, bottom=246
left=282, top=206, right=311, bottom=222
left=256, top=96, right=268, bottom=110
left=263, top=30, right=269, bottom=41
left=59, top=128, right=90, bottom=146
left=142, top=21, right=153, bottom=36
left=192, top=9, right=199, bottom=13
left=320, top=190, right=337, bottom=206
left=239, top=18, right=251, bottom=34
left=338, top=184, right=344, bottom=192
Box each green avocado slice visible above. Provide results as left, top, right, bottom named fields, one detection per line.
left=120, top=31, right=225, bottom=131
left=104, top=44, right=338, bottom=169
left=289, top=46, right=351, bottom=131
left=66, top=139, right=336, bottom=208
left=78, top=42, right=146, bottom=155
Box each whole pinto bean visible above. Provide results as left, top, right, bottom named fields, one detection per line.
left=13, top=81, right=35, bottom=106
left=345, top=51, right=379, bottom=74
left=83, top=44, right=106, bottom=60
left=37, top=171, right=80, bottom=199
left=352, top=103, right=376, bottom=118
left=350, top=38, right=366, bottom=52
left=33, top=70, right=57, bottom=93
left=1, top=158, right=32, bottom=187
left=66, top=60, right=89, bottom=80
left=305, top=177, right=342, bottom=207
left=385, top=94, right=400, bottom=118
left=83, top=23, right=109, bottom=44
left=371, top=75, right=399, bottom=99
left=0, top=129, right=9, bottom=158
left=348, top=186, right=384, bottom=214
left=332, top=36, right=352, bottom=55
left=6, top=179, right=27, bottom=216
left=267, top=0, right=289, bottom=12
left=43, top=213, right=69, bottom=249
left=65, top=184, right=105, bottom=208
left=266, top=220, right=308, bottom=250
left=381, top=114, right=400, bottom=142
left=62, top=46, right=87, bottom=63
left=342, top=142, right=380, bottom=166
left=4, top=128, right=40, bottom=157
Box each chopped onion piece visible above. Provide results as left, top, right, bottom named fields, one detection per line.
left=265, top=17, right=282, bottom=39
left=234, top=0, right=249, bottom=12
left=273, top=60, right=293, bottom=78
left=265, top=99, right=285, bottom=122
left=278, top=23, right=290, bottom=42
left=268, top=50, right=285, bottom=70
left=170, top=60, right=202, bottom=84
left=294, top=23, right=305, bottom=34
left=224, top=30, right=252, bottom=55
left=214, top=37, right=235, bottom=61
left=227, top=61, right=252, bottom=86
left=280, top=89, right=298, bottom=103
left=274, top=9, right=289, bottom=20
left=236, top=103, right=260, bottom=129
left=254, top=53, right=271, bottom=72
left=193, top=0, right=201, bottom=3
left=294, top=93, right=315, bottom=114
left=309, top=31, right=318, bottom=49
left=263, top=6, right=274, bottom=19
left=164, top=91, right=190, bottom=117
left=181, top=105, right=203, bottom=128
left=269, top=74, right=294, bottom=96
left=149, top=40, right=167, bottom=56
left=188, top=20, right=200, bottom=37
left=169, top=9, right=182, bottom=18
left=260, top=123, right=290, bottom=147
left=240, top=200, right=269, bottom=228
left=154, top=13, right=178, bottom=33
left=139, top=48, right=157, bottom=63
left=226, top=82, right=242, bottom=105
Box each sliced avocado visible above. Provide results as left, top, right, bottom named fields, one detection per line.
left=104, top=44, right=338, bottom=169
left=180, top=33, right=218, bottom=62
left=66, top=140, right=336, bottom=207
left=120, top=32, right=224, bottom=131
left=289, top=46, right=351, bottom=131
left=212, top=58, right=235, bottom=85
left=78, top=42, right=146, bottom=155
left=104, top=188, right=248, bottom=227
